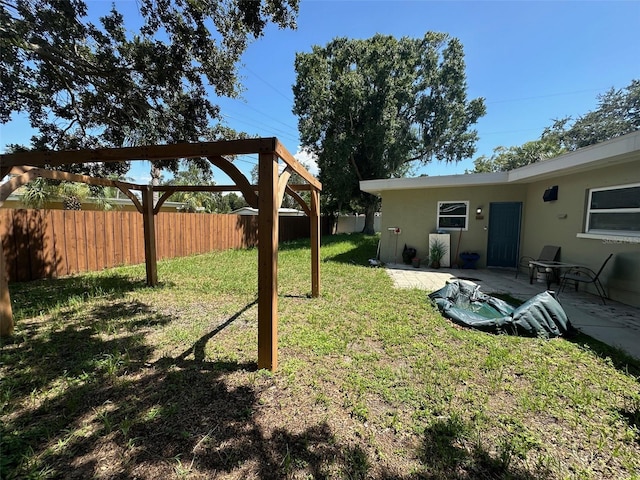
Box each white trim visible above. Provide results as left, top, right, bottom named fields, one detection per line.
left=359, top=130, right=640, bottom=194
left=437, top=200, right=469, bottom=231
left=507, top=131, right=640, bottom=183
left=360, top=172, right=508, bottom=194
left=577, top=233, right=640, bottom=243
left=584, top=182, right=640, bottom=236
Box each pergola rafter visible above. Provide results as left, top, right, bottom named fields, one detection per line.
left=0, top=137, right=322, bottom=371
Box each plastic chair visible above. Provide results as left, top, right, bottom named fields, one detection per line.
left=516, top=245, right=560, bottom=279
left=559, top=254, right=613, bottom=304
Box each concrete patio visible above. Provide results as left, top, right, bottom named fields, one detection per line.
left=384, top=263, right=640, bottom=360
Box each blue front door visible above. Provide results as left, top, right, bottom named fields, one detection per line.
left=487, top=202, right=522, bottom=268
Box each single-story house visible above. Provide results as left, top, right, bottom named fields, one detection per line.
left=360, top=130, right=640, bottom=307
left=230, top=207, right=306, bottom=216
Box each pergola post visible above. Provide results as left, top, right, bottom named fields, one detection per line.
left=257, top=152, right=279, bottom=371
left=0, top=248, right=13, bottom=337
left=141, top=186, right=158, bottom=286
left=0, top=137, right=321, bottom=364
left=311, top=189, right=321, bottom=298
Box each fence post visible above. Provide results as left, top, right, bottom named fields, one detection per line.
left=0, top=248, right=13, bottom=337
left=258, top=152, right=278, bottom=371
left=142, top=186, right=158, bottom=286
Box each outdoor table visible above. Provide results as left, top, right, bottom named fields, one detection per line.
left=528, top=260, right=583, bottom=290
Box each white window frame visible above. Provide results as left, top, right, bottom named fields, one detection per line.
left=584, top=182, right=640, bottom=237
left=437, top=201, right=469, bottom=231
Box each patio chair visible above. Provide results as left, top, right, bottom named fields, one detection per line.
left=559, top=253, right=613, bottom=305
left=515, top=245, right=561, bottom=279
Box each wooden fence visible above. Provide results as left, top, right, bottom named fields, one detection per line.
left=0, top=209, right=329, bottom=282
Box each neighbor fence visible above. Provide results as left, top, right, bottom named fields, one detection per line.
left=0, top=209, right=330, bottom=282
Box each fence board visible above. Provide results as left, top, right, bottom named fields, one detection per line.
left=1, top=209, right=329, bottom=282
left=104, top=212, right=114, bottom=268
left=51, top=210, right=67, bottom=277
left=13, top=210, right=31, bottom=281
left=42, top=210, right=61, bottom=278
left=27, top=210, right=44, bottom=280
left=74, top=211, right=87, bottom=273
left=94, top=211, right=106, bottom=271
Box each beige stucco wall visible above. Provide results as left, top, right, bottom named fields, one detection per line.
left=521, top=161, right=640, bottom=306
left=377, top=153, right=640, bottom=305
left=380, top=184, right=526, bottom=267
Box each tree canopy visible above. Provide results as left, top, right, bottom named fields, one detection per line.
left=1, top=0, right=298, bottom=176
left=470, top=79, right=640, bottom=173
left=292, top=33, right=485, bottom=233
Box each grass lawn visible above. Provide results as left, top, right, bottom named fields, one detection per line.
left=1, top=233, right=639, bottom=479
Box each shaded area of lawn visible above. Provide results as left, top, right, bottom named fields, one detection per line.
left=1, top=234, right=639, bottom=479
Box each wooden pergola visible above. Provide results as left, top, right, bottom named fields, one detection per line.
left=0, top=137, right=322, bottom=371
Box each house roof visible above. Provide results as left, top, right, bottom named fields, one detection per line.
left=360, top=130, right=640, bottom=194
left=230, top=207, right=305, bottom=216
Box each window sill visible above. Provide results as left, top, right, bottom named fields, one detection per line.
left=576, top=233, right=640, bottom=244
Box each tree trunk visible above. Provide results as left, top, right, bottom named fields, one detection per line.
left=362, top=202, right=377, bottom=235
left=150, top=162, right=161, bottom=206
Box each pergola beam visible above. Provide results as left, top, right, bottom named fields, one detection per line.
left=0, top=138, right=280, bottom=169
left=0, top=167, right=143, bottom=211
left=152, top=184, right=314, bottom=192
left=207, top=156, right=259, bottom=208
left=273, top=139, right=321, bottom=189
left=276, top=167, right=293, bottom=210
left=0, top=138, right=322, bottom=372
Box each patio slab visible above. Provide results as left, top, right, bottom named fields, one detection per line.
left=384, top=263, right=640, bottom=360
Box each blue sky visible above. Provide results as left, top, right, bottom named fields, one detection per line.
left=1, top=0, right=639, bottom=185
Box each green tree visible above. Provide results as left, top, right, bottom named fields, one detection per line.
left=19, top=179, right=96, bottom=210
left=225, top=192, right=249, bottom=212
left=556, top=79, right=640, bottom=150
left=292, top=33, right=485, bottom=233
left=164, top=163, right=228, bottom=213
left=470, top=139, right=566, bottom=173
left=1, top=0, right=298, bottom=178
left=470, top=79, right=639, bottom=173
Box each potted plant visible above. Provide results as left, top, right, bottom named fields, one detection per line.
left=412, top=257, right=421, bottom=268
left=429, top=238, right=448, bottom=269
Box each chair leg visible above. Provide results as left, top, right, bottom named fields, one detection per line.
left=559, top=279, right=567, bottom=295
left=594, top=280, right=607, bottom=305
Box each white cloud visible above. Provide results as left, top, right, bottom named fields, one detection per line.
left=293, top=147, right=319, bottom=176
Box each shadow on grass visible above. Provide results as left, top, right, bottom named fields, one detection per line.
left=8, top=273, right=154, bottom=320
left=160, top=299, right=259, bottom=368
left=1, top=296, right=561, bottom=480
left=407, top=416, right=552, bottom=480
left=1, top=253, right=585, bottom=479
left=1, top=300, right=375, bottom=479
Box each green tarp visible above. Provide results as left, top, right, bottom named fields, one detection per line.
left=428, top=280, right=574, bottom=338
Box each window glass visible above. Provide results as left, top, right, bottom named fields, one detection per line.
left=590, top=186, right=640, bottom=210
left=589, top=213, right=640, bottom=232
left=439, top=202, right=467, bottom=216
left=437, top=201, right=468, bottom=230
left=586, top=183, right=640, bottom=236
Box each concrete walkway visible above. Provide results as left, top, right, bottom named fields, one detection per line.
left=385, top=263, right=640, bottom=360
